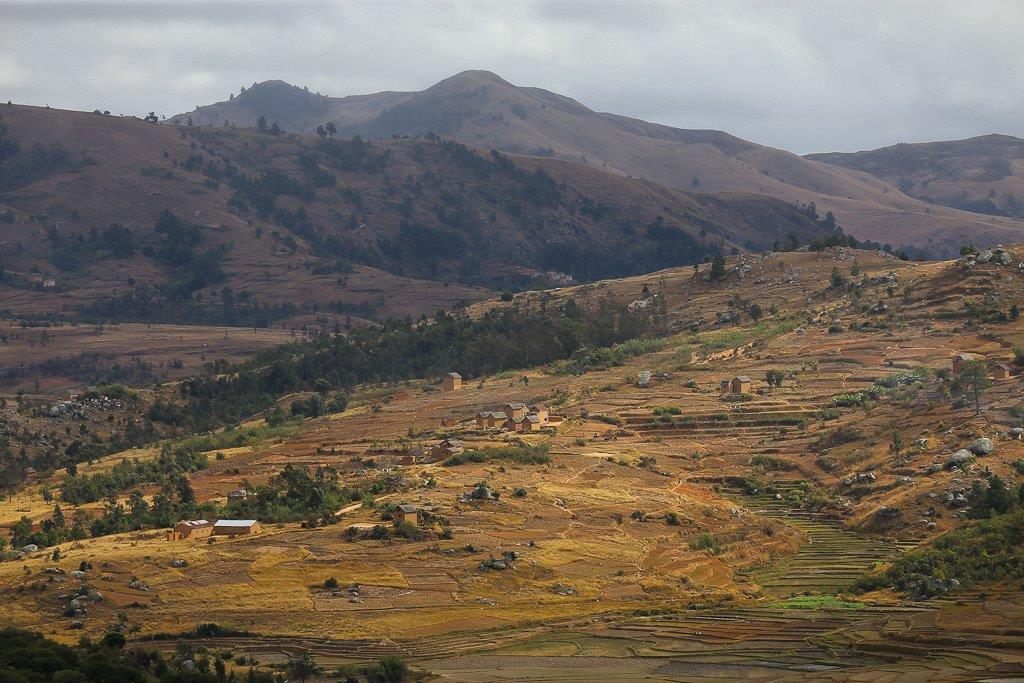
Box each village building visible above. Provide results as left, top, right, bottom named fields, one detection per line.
left=522, top=414, right=543, bottom=432
left=42, top=278, right=57, bottom=289
left=731, top=376, right=752, bottom=394
left=503, top=417, right=524, bottom=432
left=394, top=504, right=419, bottom=525
left=529, top=404, right=549, bottom=422
left=430, top=438, right=463, bottom=461
left=991, top=362, right=1013, bottom=380
left=476, top=411, right=492, bottom=428
left=400, top=446, right=424, bottom=465
left=952, top=352, right=984, bottom=371
left=505, top=402, right=528, bottom=421
left=442, top=372, right=463, bottom=391
left=167, top=519, right=213, bottom=541
left=212, top=519, right=261, bottom=536
left=486, top=411, right=508, bottom=429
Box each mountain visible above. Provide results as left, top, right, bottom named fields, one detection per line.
left=0, top=102, right=825, bottom=327
left=178, top=71, right=1024, bottom=256
left=807, top=134, right=1024, bottom=221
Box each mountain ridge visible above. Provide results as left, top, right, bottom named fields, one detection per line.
left=175, top=70, right=1024, bottom=256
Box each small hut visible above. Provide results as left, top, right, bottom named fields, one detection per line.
left=730, top=376, right=752, bottom=394
left=394, top=504, right=419, bottom=525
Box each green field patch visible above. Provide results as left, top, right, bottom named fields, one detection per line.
left=765, top=595, right=865, bottom=610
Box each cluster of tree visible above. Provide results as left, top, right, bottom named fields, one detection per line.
left=0, top=626, right=284, bottom=682
left=218, top=464, right=396, bottom=524
left=76, top=286, right=295, bottom=327
left=442, top=443, right=550, bottom=467
left=154, top=295, right=660, bottom=430
left=48, top=223, right=137, bottom=272
left=60, top=445, right=208, bottom=505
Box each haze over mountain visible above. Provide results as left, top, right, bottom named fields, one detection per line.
left=178, top=70, right=1024, bottom=256
left=808, top=134, right=1024, bottom=221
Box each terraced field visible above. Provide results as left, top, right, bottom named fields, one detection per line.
left=730, top=484, right=915, bottom=596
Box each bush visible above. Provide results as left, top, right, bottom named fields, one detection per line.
left=324, top=577, right=338, bottom=589
left=690, top=532, right=720, bottom=553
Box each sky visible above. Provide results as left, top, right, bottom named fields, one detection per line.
left=2, top=0, right=1022, bottom=154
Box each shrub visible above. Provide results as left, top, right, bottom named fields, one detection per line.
left=690, top=532, right=720, bottom=553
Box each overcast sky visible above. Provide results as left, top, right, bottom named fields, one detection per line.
left=2, top=0, right=1022, bottom=154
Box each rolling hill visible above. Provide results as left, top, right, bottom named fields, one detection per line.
left=178, top=70, right=1024, bottom=256
left=0, top=102, right=825, bottom=327
left=807, top=134, right=1024, bottom=222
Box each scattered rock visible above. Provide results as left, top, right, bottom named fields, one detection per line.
left=69, top=570, right=86, bottom=580
left=170, top=559, right=188, bottom=568
left=18, top=544, right=39, bottom=554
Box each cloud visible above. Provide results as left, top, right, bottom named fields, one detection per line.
left=1, top=0, right=1021, bottom=152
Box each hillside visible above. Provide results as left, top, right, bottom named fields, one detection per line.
left=178, top=71, right=1024, bottom=256
left=0, top=102, right=829, bottom=327
left=808, top=134, right=1024, bottom=221
left=2, top=246, right=1024, bottom=679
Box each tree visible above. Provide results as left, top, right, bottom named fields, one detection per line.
left=823, top=210, right=836, bottom=231
left=316, top=125, right=326, bottom=139
left=144, top=112, right=159, bottom=124
left=324, top=121, right=337, bottom=138
left=889, top=431, right=903, bottom=457
left=748, top=302, right=763, bottom=320
left=954, top=360, right=990, bottom=415
left=765, top=370, right=784, bottom=388
left=830, top=267, right=847, bottom=289
left=256, top=116, right=267, bottom=131
left=709, top=254, right=726, bottom=281
left=374, top=656, right=410, bottom=683
left=286, top=652, right=322, bottom=683
left=269, top=121, right=281, bottom=135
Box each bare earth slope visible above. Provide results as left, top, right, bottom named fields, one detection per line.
left=179, top=71, right=1024, bottom=255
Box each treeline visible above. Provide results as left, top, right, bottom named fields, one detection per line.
left=0, top=627, right=283, bottom=682
left=155, top=296, right=659, bottom=430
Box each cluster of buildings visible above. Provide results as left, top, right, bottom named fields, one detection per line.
left=167, top=519, right=261, bottom=540
left=476, top=402, right=550, bottom=432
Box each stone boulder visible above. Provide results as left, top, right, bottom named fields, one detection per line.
left=967, top=437, right=993, bottom=455
left=946, top=449, right=974, bottom=468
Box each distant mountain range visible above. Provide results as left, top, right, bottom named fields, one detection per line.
left=177, top=70, right=1024, bottom=256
